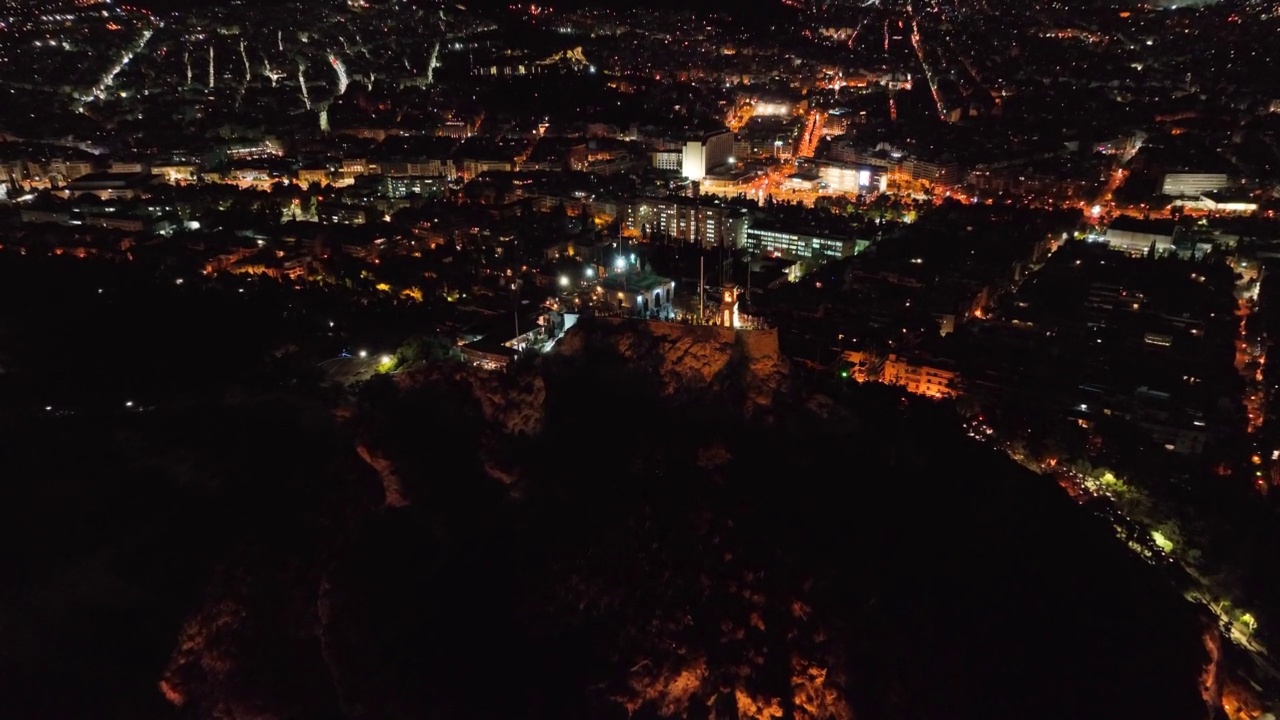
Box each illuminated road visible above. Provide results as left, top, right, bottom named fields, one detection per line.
left=80, top=27, right=155, bottom=107
left=1082, top=167, right=1127, bottom=219
left=795, top=110, right=825, bottom=159
left=905, top=3, right=947, bottom=122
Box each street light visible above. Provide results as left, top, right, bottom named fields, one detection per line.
left=358, top=350, right=368, bottom=359
left=614, top=256, right=626, bottom=271
left=559, top=275, right=570, bottom=287
left=585, top=267, right=595, bottom=278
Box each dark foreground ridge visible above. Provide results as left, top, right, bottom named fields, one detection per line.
left=3, top=318, right=1210, bottom=720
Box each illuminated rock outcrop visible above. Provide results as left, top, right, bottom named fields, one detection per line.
left=552, top=318, right=788, bottom=416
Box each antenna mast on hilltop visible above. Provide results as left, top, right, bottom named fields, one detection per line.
left=699, top=255, right=705, bottom=323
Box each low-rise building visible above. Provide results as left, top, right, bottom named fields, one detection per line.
left=881, top=354, right=959, bottom=399
left=1161, top=172, right=1230, bottom=198
left=1104, top=217, right=1177, bottom=256
left=599, top=270, right=676, bottom=318
left=840, top=350, right=959, bottom=398
left=297, top=167, right=331, bottom=186
left=744, top=224, right=869, bottom=268
left=1198, top=192, right=1259, bottom=214
left=382, top=176, right=448, bottom=199
left=152, top=163, right=199, bottom=184
left=60, top=171, right=161, bottom=200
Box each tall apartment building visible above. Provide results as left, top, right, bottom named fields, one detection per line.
left=681, top=129, right=734, bottom=181
left=622, top=197, right=748, bottom=248
left=651, top=150, right=682, bottom=172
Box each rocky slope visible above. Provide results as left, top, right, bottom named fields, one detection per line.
left=552, top=318, right=788, bottom=417
left=2, top=319, right=1218, bottom=720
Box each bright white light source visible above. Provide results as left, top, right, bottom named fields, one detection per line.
left=614, top=256, right=626, bottom=271
left=380, top=355, right=392, bottom=365
left=1091, top=204, right=1102, bottom=217
left=125, top=400, right=134, bottom=408
left=358, top=350, right=368, bottom=359
left=559, top=275, right=570, bottom=287
left=585, top=267, right=595, bottom=278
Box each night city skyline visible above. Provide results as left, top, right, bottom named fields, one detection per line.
left=2, top=0, right=1280, bottom=718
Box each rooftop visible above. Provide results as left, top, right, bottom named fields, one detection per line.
left=601, top=269, right=674, bottom=293
left=64, top=171, right=157, bottom=189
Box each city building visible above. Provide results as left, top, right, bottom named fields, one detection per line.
left=826, top=141, right=962, bottom=186
left=1104, top=217, right=1177, bottom=256
left=381, top=176, right=448, bottom=199
left=1161, top=172, right=1230, bottom=198
left=840, top=350, right=959, bottom=399
left=297, top=167, right=332, bottom=186
left=743, top=223, right=869, bottom=269
left=378, top=159, right=458, bottom=179
left=1197, top=192, right=1260, bottom=214
left=753, top=99, right=795, bottom=117
left=600, top=269, right=676, bottom=318
left=814, top=161, right=887, bottom=195
left=881, top=354, right=959, bottom=399
left=59, top=171, right=161, bottom=200
left=700, top=168, right=757, bottom=196
left=152, top=163, right=199, bottom=184
left=47, top=159, right=95, bottom=184
left=623, top=197, right=748, bottom=249
left=651, top=150, right=683, bottom=172
left=682, top=129, right=734, bottom=181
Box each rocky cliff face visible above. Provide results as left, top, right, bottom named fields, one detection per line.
left=553, top=318, right=788, bottom=417
left=1, top=321, right=1216, bottom=720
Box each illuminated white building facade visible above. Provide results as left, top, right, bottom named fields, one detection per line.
left=815, top=161, right=887, bottom=194
left=682, top=130, right=734, bottom=181
left=1161, top=172, right=1229, bottom=198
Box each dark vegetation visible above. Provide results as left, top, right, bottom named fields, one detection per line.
left=0, top=256, right=1212, bottom=720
